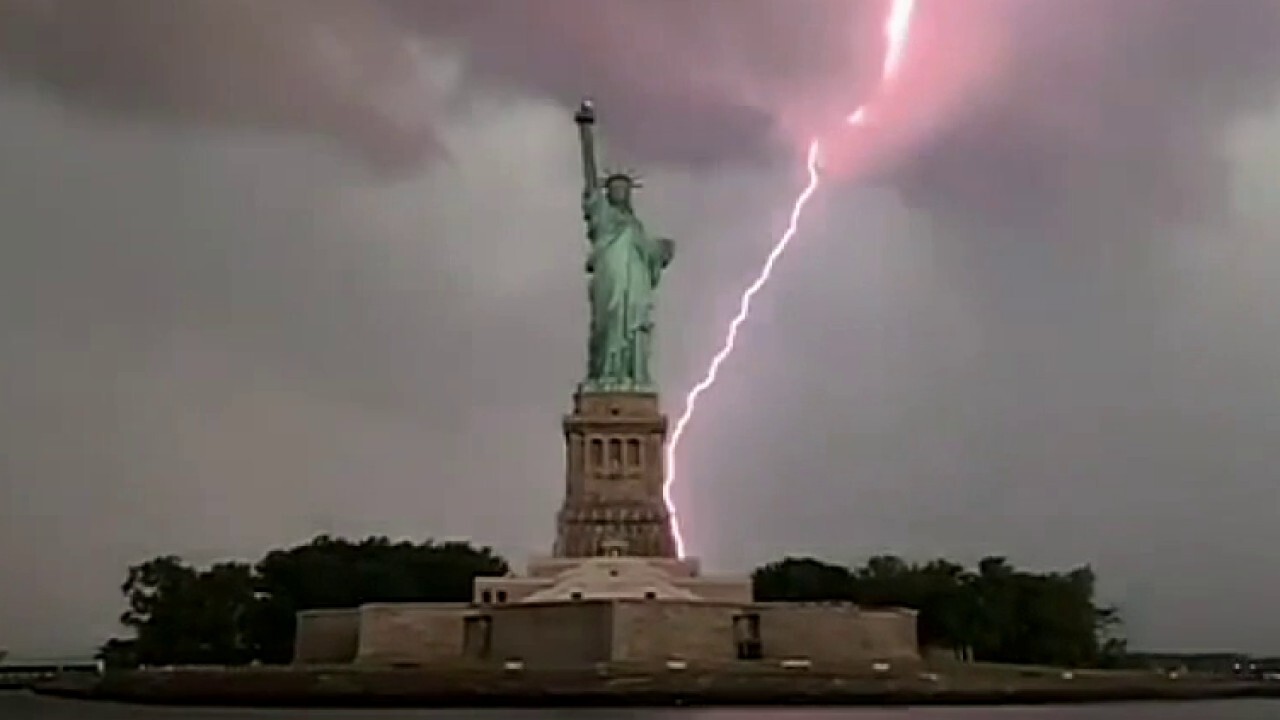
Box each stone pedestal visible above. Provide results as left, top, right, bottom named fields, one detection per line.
left=554, top=391, right=677, bottom=558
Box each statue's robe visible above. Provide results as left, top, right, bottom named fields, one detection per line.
left=582, top=188, right=671, bottom=391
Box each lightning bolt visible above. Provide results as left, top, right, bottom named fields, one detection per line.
left=662, top=142, right=822, bottom=558
left=664, top=0, right=918, bottom=559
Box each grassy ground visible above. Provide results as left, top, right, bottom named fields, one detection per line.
left=32, top=662, right=1280, bottom=707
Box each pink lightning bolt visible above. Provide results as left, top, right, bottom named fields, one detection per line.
left=664, top=0, right=918, bottom=558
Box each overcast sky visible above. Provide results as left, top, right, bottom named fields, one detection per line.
left=3, top=0, right=1280, bottom=657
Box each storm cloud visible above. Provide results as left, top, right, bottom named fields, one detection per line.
left=3, top=0, right=1280, bottom=656
left=5, top=0, right=1279, bottom=217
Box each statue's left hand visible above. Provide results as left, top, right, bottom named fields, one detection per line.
left=656, top=238, right=675, bottom=266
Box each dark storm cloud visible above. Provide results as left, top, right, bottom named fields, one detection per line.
left=4, top=0, right=1280, bottom=221
left=0, top=0, right=439, bottom=169
left=0, top=0, right=856, bottom=168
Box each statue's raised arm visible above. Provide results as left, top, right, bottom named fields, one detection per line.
left=574, top=99, right=599, bottom=195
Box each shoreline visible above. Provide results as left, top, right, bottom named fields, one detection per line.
left=32, top=666, right=1280, bottom=708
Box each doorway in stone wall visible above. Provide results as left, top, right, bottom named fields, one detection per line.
left=463, top=615, right=492, bottom=660
left=733, top=613, right=762, bottom=660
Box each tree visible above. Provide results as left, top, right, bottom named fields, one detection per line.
left=187, top=562, right=258, bottom=665
left=251, top=536, right=509, bottom=662
left=118, top=556, right=256, bottom=666
left=105, top=535, right=510, bottom=666
left=750, top=553, right=1125, bottom=668
left=119, top=555, right=201, bottom=665
left=95, top=637, right=138, bottom=669
left=752, top=557, right=855, bottom=601
left=1093, top=604, right=1128, bottom=668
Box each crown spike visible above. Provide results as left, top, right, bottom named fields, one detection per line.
left=601, top=165, right=644, bottom=188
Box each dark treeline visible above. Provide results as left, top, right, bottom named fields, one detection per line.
left=99, top=536, right=508, bottom=667
left=99, top=536, right=1124, bottom=669
left=754, top=556, right=1126, bottom=668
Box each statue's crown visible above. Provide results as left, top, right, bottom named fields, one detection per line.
left=602, top=166, right=643, bottom=188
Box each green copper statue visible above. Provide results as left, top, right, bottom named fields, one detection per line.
left=574, top=99, right=675, bottom=394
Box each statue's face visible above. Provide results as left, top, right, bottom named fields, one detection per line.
left=606, top=178, right=631, bottom=205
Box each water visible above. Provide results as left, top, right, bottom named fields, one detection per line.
left=2, top=693, right=1276, bottom=719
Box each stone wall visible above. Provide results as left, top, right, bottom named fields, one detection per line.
left=296, top=598, right=919, bottom=670
left=754, top=603, right=919, bottom=667
left=293, top=609, right=360, bottom=664
left=473, top=576, right=546, bottom=605
left=487, top=601, right=612, bottom=668
left=611, top=600, right=738, bottom=664
left=857, top=608, right=921, bottom=662
left=353, top=603, right=470, bottom=665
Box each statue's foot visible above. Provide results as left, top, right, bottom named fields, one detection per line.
left=580, top=379, right=658, bottom=395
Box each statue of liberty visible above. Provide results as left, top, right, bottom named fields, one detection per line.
left=574, top=99, right=675, bottom=394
